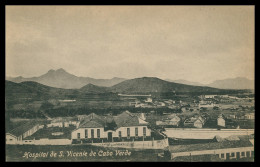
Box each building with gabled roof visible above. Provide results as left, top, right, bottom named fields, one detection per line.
left=71, top=111, right=151, bottom=142
left=156, top=114, right=181, bottom=127
left=6, top=120, right=44, bottom=144
left=183, top=115, right=207, bottom=128
left=169, top=139, right=254, bottom=161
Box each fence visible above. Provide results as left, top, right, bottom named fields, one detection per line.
left=164, top=128, right=254, bottom=139
left=87, top=138, right=169, bottom=149
left=10, top=138, right=72, bottom=145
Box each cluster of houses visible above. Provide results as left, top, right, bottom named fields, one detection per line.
left=134, top=98, right=186, bottom=109
left=6, top=111, right=155, bottom=145
left=46, top=117, right=78, bottom=128
left=156, top=113, right=229, bottom=129
left=131, top=95, right=254, bottom=115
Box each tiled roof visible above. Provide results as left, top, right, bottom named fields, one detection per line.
left=215, top=135, right=254, bottom=142
left=78, top=111, right=148, bottom=129
left=7, top=120, right=41, bottom=137
left=114, top=111, right=148, bottom=127
left=79, top=113, right=105, bottom=128
left=79, top=120, right=104, bottom=128
left=169, top=140, right=253, bottom=153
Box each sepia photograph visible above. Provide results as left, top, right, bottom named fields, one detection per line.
left=5, top=5, right=254, bottom=162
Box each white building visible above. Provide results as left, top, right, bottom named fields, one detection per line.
left=205, top=95, right=217, bottom=99
left=217, top=114, right=226, bottom=127
left=6, top=120, right=44, bottom=144
left=184, top=115, right=206, bottom=128
left=169, top=139, right=254, bottom=161
left=156, top=114, right=181, bottom=126
left=47, top=117, right=79, bottom=128
left=145, top=98, right=153, bottom=103
left=71, top=111, right=151, bottom=142
left=199, top=103, right=216, bottom=109
left=244, top=113, right=255, bottom=120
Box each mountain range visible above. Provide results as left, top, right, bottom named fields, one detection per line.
left=167, top=77, right=254, bottom=90
left=6, top=76, right=250, bottom=102
left=6, top=68, right=126, bottom=89
left=6, top=68, right=254, bottom=90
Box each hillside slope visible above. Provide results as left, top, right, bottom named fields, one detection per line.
left=80, top=84, right=108, bottom=93
left=109, top=77, right=222, bottom=93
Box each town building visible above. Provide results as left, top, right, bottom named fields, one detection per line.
left=217, top=114, right=226, bottom=127
left=47, top=117, right=79, bottom=128
left=183, top=115, right=206, bottom=128
left=199, top=102, right=216, bottom=109
left=244, top=113, right=255, bottom=120
left=145, top=97, right=153, bottom=103
left=71, top=111, right=151, bottom=143
left=6, top=120, right=44, bottom=144
left=131, top=113, right=146, bottom=120
left=156, top=114, right=181, bottom=127
left=169, top=139, right=254, bottom=161
left=199, top=95, right=217, bottom=99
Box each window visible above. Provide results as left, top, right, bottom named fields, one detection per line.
left=251, top=151, right=254, bottom=157
left=231, top=152, right=235, bottom=157
left=221, top=154, right=224, bottom=158
left=97, top=129, right=100, bottom=139
left=127, top=128, right=130, bottom=139
left=91, top=129, right=94, bottom=138
left=241, top=152, right=245, bottom=156
left=216, top=154, right=219, bottom=158
left=85, top=129, right=88, bottom=138
left=143, top=127, right=146, bottom=137
left=135, top=127, right=138, bottom=137
left=9, top=139, right=13, bottom=141
left=246, top=151, right=250, bottom=157
left=119, top=131, right=122, bottom=138
left=77, top=133, right=80, bottom=139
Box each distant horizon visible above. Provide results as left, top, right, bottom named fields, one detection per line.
left=6, top=6, right=254, bottom=85
left=5, top=67, right=254, bottom=85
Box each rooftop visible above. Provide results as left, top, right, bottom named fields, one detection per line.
left=169, top=140, right=253, bottom=153
left=7, top=120, right=42, bottom=137
left=78, top=111, right=149, bottom=129
left=114, top=111, right=148, bottom=127
left=79, top=113, right=105, bottom=128
left=172, top=154, right=223, bottom=162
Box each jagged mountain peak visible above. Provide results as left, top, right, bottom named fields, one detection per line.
left=47, top=68, right=69, bottom=74
left=47, top=69, right=55, bottom=73
left=56, top=68, right=67, bottom=73
left=6, top=69, right=127, bottom=89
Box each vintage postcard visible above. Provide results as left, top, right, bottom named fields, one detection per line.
left=5, top=6, right=254, bottom=162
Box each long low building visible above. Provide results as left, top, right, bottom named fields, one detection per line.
left=164, top=128, right=254, bottom=139
left=6, top=120, right=44, bottom=144
left=169, top=139, right=254, bottom=161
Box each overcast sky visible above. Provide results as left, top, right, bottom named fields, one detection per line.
left=6, top=6, right=254, bottom=84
